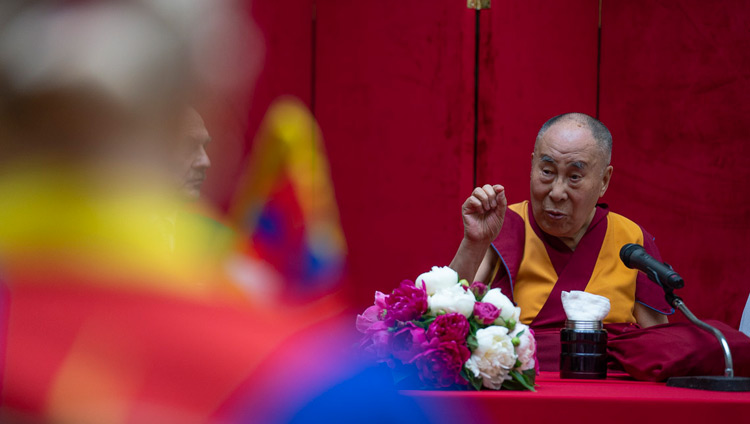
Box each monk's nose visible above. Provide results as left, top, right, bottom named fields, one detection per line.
left=548, top=179, right=568, bottom=203
left=193, top=147, right=211, bottom=170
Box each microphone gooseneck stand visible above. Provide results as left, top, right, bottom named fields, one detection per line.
left=652, top=270, right=750, bottom=391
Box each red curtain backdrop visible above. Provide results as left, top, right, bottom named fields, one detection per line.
left=205, top=0, right=750, bottom=327
left=475, top=0, right=599, bottom=205
left=599, top=0, right=750, bottom=326
left=315, top=2, right=476, bottom=307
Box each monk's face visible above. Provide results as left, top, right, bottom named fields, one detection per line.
left=176, top=109, right=212, bottom=200
left=530, top=121, right=613, bottom=244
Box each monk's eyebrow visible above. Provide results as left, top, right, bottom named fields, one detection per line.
left=541, top=155, right=555, bottom=164
left=570, top=161, right=587, bottom=170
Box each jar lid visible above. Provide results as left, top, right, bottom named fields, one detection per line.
left=565, top=320, right=603, bottom=330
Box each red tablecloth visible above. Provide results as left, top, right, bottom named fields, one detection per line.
left=403, top=372, right=750, bottom=424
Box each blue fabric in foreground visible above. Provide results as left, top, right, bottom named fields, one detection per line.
left=288, top=366, right=432, bottom=424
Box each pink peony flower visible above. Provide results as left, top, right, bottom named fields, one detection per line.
left=412, top=338, right=471, bottom=388
left=530, top=327, right=540, bottom=375
left=374, top=290, right=387, bottom=309
left=426, top=313, right=470, bottom=344
left=473, top=302, right=500, bottom=325
left=359, top=320, right=392, bottom=361
left=357, top=290, right=393, bottom=363
left=356, top=291, right=388, bottom=333
left=385, top=280, right=428, bottom=323
left=469, top=281, right=488, bottom=300
left=356, top=305, right=383, bottom=333
left=391, top=322, right=427, bottom=363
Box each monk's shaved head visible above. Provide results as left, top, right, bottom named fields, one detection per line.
left=535, top=113, right=612, bottom=165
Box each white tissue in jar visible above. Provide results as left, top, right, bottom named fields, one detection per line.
left=561, top=291, right=611, bottom=321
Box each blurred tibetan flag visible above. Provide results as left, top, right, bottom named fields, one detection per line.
left=229, top=97, right=346, bottom=298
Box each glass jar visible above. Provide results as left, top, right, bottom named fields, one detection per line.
left=560, top=320, right=608, bottom=379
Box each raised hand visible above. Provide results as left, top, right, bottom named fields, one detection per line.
left=461, top=184, right=507, bottom=243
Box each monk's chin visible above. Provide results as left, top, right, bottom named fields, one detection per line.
left=539, top=220, right=571, bottom=238
left=181, top=185, right=202, bottom=200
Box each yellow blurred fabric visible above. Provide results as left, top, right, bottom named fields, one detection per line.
left=0, top=164, right=241, bottom=301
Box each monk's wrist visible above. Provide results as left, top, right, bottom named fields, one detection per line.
left=459, top=236, right=491, bottom=254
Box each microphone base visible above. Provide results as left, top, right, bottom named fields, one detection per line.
left=666, top=376, right=750, bottom=392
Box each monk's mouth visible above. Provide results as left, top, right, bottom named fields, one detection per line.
left=545, top=210, right=566, bottom=220
left=186, top=176, right=205, bottom=186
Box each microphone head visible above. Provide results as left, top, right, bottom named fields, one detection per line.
left=620, top=243, right=644, bottom=268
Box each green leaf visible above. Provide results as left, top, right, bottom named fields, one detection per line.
left=412, top=316, right=436, bottom=329
left=523, top=369, right=537, bottom=386
left=500, top=379, right=524, bottom=391
left=467, top=334, right=478, bottom=351
left=506, top=370, right=536, bottom=392
left=462, top=367, right=483, bottom=391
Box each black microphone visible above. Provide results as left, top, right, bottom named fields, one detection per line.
left=620, top=243, right=684, bottom=290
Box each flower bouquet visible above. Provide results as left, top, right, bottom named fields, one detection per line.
left=356, top=266, right=538, bottom=391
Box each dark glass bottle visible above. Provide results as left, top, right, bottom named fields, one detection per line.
left=560, top=320, right=608, bottom=379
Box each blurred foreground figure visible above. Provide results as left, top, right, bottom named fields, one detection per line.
left=0, top=2, right=433, bottom=423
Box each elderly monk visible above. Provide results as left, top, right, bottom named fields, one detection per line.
left=450, top=113, right=672, bottom=367
left=176, top=107, right=213, bottom=200
left=150, top=108, right=213, bottom=252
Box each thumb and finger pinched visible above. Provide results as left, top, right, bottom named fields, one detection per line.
left=466, top=184, right=506, bottom=213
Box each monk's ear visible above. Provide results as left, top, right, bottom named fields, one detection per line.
left=600, top=165, right=613, bottom=198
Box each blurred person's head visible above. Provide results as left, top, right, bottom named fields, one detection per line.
left=0, top=1, right=192, bottom=181
left=0, top=0, right=259, bottom=187
left=177, top=108, right=212, bottom=200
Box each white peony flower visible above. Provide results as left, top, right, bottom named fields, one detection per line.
left=427, top=284, right=476, bottom=318
left=508, top=306, right=521, bottom=323
left=510, top=323, right=536, bottom=371
left=481, top=288, right=521, bottom=325
left=415, top=266, right=458, bottom=296
left=465, top=326, right=517, bottom=389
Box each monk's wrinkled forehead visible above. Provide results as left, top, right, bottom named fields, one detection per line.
left=534, top=121, right=605, bottom=168
left=183, top=108, right=210, bottom=144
